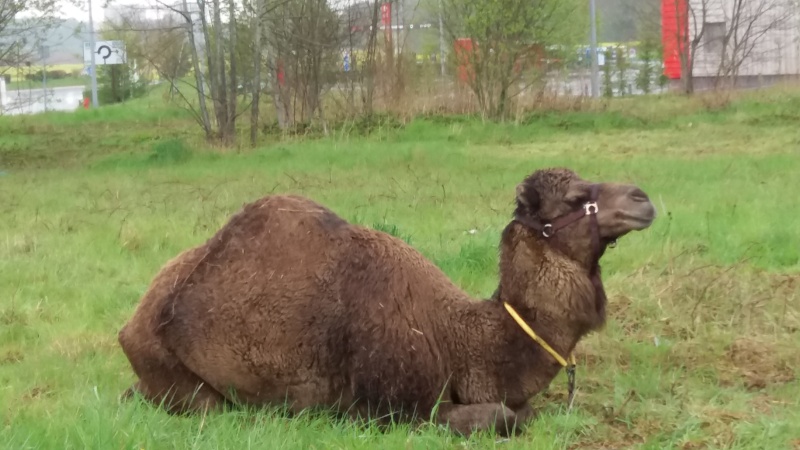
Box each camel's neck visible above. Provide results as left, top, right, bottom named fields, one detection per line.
left=492, top=222, right=607, bottom=359
left=440, top=222, right=607, bottom=406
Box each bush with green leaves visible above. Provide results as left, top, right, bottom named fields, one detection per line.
left=83, top=64, right=149, bottom=105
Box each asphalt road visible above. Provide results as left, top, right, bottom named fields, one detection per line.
left=0, top=85, right=85, bottom=115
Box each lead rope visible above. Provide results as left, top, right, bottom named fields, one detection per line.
left=507, top=186, right=606, bottom=410
left=567, top=353, right=577, bottom=410
left=503, top=302, right=578, bottom=409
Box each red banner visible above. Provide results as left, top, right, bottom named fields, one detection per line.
left=381, top=3, right=391, bottom=26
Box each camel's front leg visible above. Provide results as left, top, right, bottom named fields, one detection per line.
left=434, top=402, right=528, bottom=437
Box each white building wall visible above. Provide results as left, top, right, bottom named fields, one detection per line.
left=689, top=0, right=800, bottom=78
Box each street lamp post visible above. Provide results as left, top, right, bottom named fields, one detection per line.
left=88, top=0, right=99, bottom=107
left=41, top=45, right=48, bottom=112
left=590, top=0, right=599, bottom=98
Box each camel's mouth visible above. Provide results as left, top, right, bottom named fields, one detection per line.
left=605, top=203, right=656, bottom=240
left=621, top=209, right=656, bottom=230
left=624, top=195, right=657, bottom=225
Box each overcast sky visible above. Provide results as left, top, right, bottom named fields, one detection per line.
left=53, top=0, right=162, bottom=22
left=51, top=0, right=353, bottom=22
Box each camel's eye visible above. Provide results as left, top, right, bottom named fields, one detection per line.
left=564, top=190, right=589, bottom=206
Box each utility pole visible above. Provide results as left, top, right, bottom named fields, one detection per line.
left=397, top=0, right=404, bottom=56
left=41, top=45, right=48, bottom=112
left=438, top=0, right=446, bottom=77
left=590, top=0, right=599, bottom=98
left=88, top=0, right=99, bottom=108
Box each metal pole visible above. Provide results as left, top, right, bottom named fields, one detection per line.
left=590, top=0, right=599, bottom=98
left=41, top=47, right=47, bottom=112
left=398, top=0, right=404, bottom=56
left=394, top=0, right=399, bottom=55
left=88, top=0, right=99, bottom=108
left=438, top=0, right=446, bottom=77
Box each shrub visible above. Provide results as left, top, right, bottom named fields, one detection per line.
left=147, top=138, right=192, bottom=165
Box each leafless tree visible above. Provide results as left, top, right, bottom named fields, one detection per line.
left=126, top=0, right=252, bottom=144
left=681, top=0, right=709, bottom=94
left=360, top=0, right=381, bottom=116
left=103, top=8, right=192, bottom=97
left=712, top=0, right=794, bottom=89
left=179, top=0, right=212, bottom=137
left=265, top=0, right=342, bottom=129
left=248, top=0, right=263, bottom=146
left=336, top=0, right=381, bottom=117
left=668, top=0, right=795, bottom=94
left=104, top=1, right=216, bottom=138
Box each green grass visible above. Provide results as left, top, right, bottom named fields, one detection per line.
left=1, top=87, right=799, bottom=449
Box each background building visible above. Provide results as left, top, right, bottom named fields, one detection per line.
left=662, top=0, right=800, bottom=90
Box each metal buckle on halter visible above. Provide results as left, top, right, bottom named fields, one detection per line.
left=583, top=202, right=598, bottom=215
left=541, top=224, right=553, bottom=238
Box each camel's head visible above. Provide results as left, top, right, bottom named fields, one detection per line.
left=514, top=168, right=656, bottom=262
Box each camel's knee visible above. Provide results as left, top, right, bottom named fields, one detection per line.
left=435, top=402, right=523, bottom=437
left=130, top=378, right=225, bottom=415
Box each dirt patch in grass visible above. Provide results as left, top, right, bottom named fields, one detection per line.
left=22, top=385, right=54, bottom=402
left=725, top=337, right=796, bottom=390
left=0, top=350, right=24, bottom=365
left=751, top=393, right=793, bottom=414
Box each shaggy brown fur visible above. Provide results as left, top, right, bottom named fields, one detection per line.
left=118, top=168, right=656, bottom=437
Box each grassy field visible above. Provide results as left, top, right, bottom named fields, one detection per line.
left=2, top=63, right=87, bottom=90
left=1, top=88, right=799, bottom=449
left=5, top=76, right=88, bottom=91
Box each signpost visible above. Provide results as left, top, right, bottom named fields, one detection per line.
left=83, top=40, right=127, bottom=66
left=88, top=0, right=98, bottom=108
left=83, top=39, right=127, bottom=108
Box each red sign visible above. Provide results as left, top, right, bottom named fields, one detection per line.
left=454, top=38, right=475, bottom=85
left=662, top=0, right=688, bottom=79
left=381, top=3, right=391, bottom=26
left=277, top=59, right=285, bottom=86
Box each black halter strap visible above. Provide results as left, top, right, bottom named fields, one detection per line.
left=514, top=184, right=609, bottom=307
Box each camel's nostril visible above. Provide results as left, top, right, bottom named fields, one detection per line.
left=629, top=188, right=650, bottom=203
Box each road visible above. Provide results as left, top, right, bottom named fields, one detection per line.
left=0, top=85, right=85, bottom=115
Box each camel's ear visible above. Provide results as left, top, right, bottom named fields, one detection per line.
left=515, top=182, right=540, bottom=218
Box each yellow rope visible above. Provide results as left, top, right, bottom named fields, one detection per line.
left=503, top=302, right=574, bottom=368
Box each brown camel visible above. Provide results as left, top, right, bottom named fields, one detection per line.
left=118, top=167, right=656, bottom=436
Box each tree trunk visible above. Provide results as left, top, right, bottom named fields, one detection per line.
left=225, top=0, right=238, bottom=144
left=265, top=4, right=292, bottom=129
left=362, top=0, right=380, bottom=116
left=197, top=0, right=221, bottom=134
left=111, top=66, right=119, bottom=102
left=250, top=0, right=263, bottom=147
left=680, top=51, right=694, bottom=94
left=212, top=0, right=228, bottom=137
left=182, top=0, right=212, bottom=139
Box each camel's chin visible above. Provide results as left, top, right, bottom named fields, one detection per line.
left=623, top=209, right=656, bottom=228
left=604, top=221, right=651, bottom=243
left=629, top=218, right=655, bottom=232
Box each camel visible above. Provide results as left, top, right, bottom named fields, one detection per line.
left=117, top=167, right=656, bottom=436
